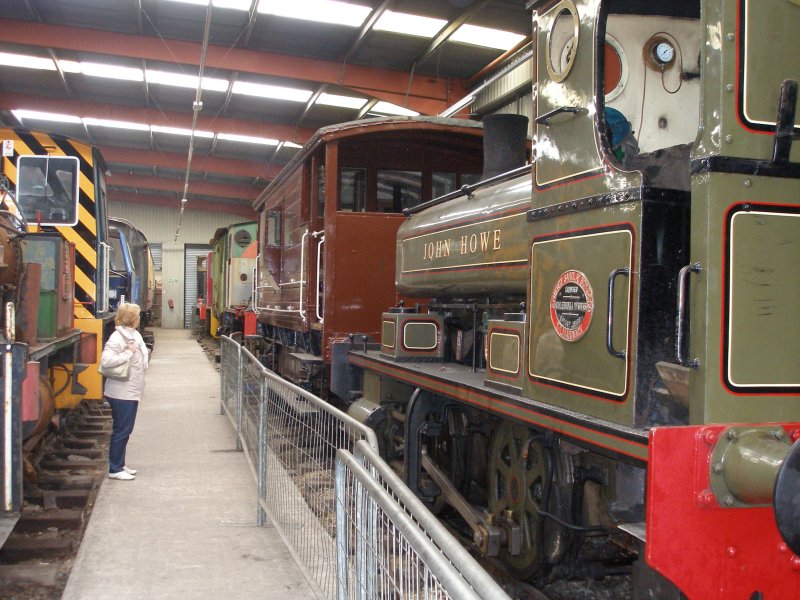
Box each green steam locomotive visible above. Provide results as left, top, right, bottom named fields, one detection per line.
left=348, top=1, right=800, bottom=597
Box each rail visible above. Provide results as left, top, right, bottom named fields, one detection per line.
left=219, top=335, right=507, bottom=599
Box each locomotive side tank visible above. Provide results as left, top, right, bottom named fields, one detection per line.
left=350, top=1, right=800, bottom=597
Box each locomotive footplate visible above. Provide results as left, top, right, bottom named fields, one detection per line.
left=349, top=350, right=649, bottom=464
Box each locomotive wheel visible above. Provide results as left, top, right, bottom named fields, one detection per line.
left=488, top=422, right=546, bottom=580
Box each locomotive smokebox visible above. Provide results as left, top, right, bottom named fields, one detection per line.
left=481, top=113, right=529, bottom=180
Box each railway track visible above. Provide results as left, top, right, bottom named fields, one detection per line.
left=0, top=403, right=111, bottom=599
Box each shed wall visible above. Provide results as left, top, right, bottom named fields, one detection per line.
left=108, top=202, right=251, bottom=328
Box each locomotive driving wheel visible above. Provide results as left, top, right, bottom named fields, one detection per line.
left=488, top=422, right=547, bottom=580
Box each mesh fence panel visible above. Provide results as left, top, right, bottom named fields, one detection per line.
left=218, top=335, right=506, bottom=600
left=335, top=450, right=489, bottom=600
left=219, top=336, right=239, bottom=420
left=220, top=336, right=378, bottom=598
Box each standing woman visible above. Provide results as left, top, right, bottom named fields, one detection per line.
left=101, top=302, right=149, bottom=481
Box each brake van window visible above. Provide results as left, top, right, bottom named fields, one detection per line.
left=16, top=155, right=80, bottom=226
left=376, top=170, right=421, bottom=212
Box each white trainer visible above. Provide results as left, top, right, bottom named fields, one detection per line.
left=123, top=466, right=137, bottom=475
left=109, top=471, right=135, bottom=480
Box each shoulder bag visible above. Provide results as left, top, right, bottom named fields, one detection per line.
left=99, top=355, right=132, bottom=380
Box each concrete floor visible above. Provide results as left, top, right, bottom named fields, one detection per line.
left=62, top=328, right=315, bottom=600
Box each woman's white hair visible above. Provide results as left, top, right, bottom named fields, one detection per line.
left=115, top=303, right=141, bottom=328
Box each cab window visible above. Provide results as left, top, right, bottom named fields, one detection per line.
left=16, top=155, right=80, bottom=226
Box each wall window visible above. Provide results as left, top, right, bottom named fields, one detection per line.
left=150, top=243, right=163, bottom=271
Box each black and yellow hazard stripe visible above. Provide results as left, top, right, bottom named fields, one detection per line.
left=1, top=128, right=99, bottom=319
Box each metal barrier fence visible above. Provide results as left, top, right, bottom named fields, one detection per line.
left=219, top=334, right=509, bottom=600
left=220, top=334, right=380, bottom=598
left=335, top=441, right=510, bottom=600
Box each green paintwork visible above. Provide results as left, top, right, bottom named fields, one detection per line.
left=535, top=0, right=604, bottom=188
left=357, top=0, right=800, bottom=460
left=396, top=174, right=531, bottom=297
left=38, top=291, right=56, bottom=339
left=381, top=320, right=396, bottom=350
left=352, top=352, right=650, bottom=463
left=488, top=324, right=522, bottom=376
left=486, top=320, right=525, bottom=391
left=21, top=236, right=67, bottom=340
left=688, top=172, right=800, bottom=425
left=709, top=1, right=800, bottom=164
left=380, top=312, right=444, bottom=361
left=709, top=426, right=793, bottom=507
left=404, top=321, right=438, bottom=350
left=728, top=211, right=800, bottom=386
left=529, top=228, right=632, bottom=399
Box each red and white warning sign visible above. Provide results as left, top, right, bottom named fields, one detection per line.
left=2, top=139, right=13, bottom=157
left=550, top=270, right=594, bottom=342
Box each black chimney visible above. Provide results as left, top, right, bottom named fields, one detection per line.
left=481, top=113, right=529, bottom=180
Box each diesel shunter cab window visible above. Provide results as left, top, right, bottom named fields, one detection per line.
left=16, top=155, right=80, bottom=226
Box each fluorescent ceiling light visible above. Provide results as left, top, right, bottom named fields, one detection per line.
left=212, top=0, right=252, bottom=8
left=0, top=52, right=56, bottom=71
left=80, top=61, right=143, bottom=81
left=374, top=11, right=446, bottom=38
left=165, top=0, right=251, bottom=8
left=13, top=108, right=294, bottom=147
left=372, top=101, right=419, bottom=117
left=57, top=60, right=82, bottom=74
left=146, top=69, right=229, bottom=92
left=82, top=117, right=150, bottom=131
left=316, top=93, right=367, bottom=109
left=218, top=133, right=279, bottom=145
left=257, top=0, right=371, bottom=27
left=232, top=81, right=312, bottom=102
left=151, top=125, right=215, bottom=138
left=450, top=24, right=525, bottom=51
left=12, top=109, right=82, bottom=124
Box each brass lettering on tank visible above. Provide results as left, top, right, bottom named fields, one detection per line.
left=422, top=229, right=502, bottom=262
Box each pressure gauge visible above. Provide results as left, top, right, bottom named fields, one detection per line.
left=651, top=40, right=675, bottom=66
